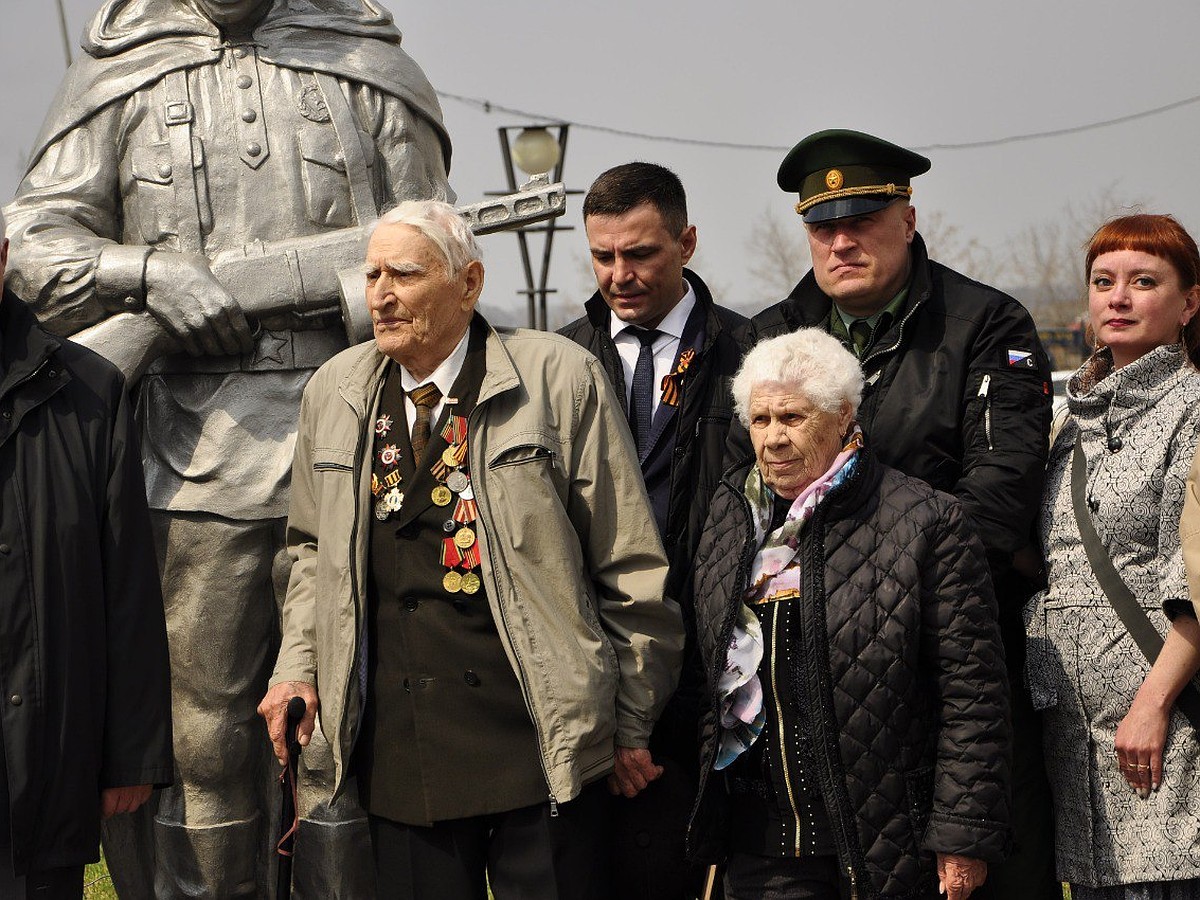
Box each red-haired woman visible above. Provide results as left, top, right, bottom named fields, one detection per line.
left=1027, top=214, right=1200, bottom=898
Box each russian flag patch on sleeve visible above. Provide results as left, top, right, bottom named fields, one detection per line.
left=1007, top=349, right=1035, bottom=368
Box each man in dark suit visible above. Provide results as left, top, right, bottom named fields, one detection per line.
left=560, top=162, right=745, bottom=900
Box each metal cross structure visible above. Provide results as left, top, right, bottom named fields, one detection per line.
left=493, top=124, right=576, bottom=331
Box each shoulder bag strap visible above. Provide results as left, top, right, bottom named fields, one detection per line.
left=313, top=73, right=378, bottom=226
left=163, top=69, right=204, bottom=253
left=1071, top=435, right=1200, bottom=731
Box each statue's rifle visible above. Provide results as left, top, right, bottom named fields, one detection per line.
left=70, top=176, right=566, bottom=382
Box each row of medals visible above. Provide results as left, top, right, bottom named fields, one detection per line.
left=371, top=411, right=483, bottom=596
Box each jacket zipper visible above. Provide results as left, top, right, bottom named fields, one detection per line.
left=978, top=374, right=994, bottom=450
left=799, top=502, right=865, bottom=896
left=468, top=406, right=558, bottom=814
left=0, top=358, right=50, bottom=419
left=860, top=289, right=925, bottom=369
left=341, top=403, right=371, bottom=758
left=767, top=605, right=804, bottom=855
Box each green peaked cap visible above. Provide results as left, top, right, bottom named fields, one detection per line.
left=778, top=129, right=931, bottom=223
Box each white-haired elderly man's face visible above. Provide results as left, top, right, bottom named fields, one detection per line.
left=365, top=222, right=483, bottom=379
left=748, top=384, right=853, bottom=500
left=188, top=0, right=273, bottom=27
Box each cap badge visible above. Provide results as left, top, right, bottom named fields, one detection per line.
left=825, top=169, right=844, bottom=190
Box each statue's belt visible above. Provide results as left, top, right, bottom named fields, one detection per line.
left=147, top=325, right=347, bottom=375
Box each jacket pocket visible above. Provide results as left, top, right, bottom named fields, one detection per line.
left=312, top=446, right=355, bottom=473
left=904, top=765, right=934, bottom=834
left=298, top=125, right=368, bottom=228
left=311, top=447, right=356, bottom=515
left=973, top=368, right=1048, bottom=455
left=1023, top=590, right=1059, bottom=711
left=128, top=137, right=213, bottom=244
left=488, top=443, right=555, bottom=470
left=128, top=141, right=175, bottom=244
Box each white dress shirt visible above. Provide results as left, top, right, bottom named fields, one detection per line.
left=610, top=283, right=697, bottom=421
left=398, top=328, right=471, bottom=433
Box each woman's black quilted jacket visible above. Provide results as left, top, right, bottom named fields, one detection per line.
left=687, top=449, right=1012, bottom=899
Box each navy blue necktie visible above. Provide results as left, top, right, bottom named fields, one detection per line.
left=628, top=328, right=660, bottom=455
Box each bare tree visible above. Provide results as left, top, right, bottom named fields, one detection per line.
left=1004, top=185, right=1144, bottom=328
left=918, top=210, right=1001, bottom=286
left=744, top=206, right=806, bottom=303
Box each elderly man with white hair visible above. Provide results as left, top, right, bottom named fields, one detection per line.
left=0, top=209, right=172, bottom=896
left=258, top=200, right=684, bottom=899
left=688, top=329, right=1011, bottom=900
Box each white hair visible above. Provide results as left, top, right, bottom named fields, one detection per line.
left=0, top=205, right=7, bottom=243
left=732, top=329, right=864, bottom=425
left=373, top=200, right=481, bottom=278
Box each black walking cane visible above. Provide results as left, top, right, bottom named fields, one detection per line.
left=276, top=696, right=307, bottom=900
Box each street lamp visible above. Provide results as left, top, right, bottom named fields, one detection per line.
left=54, top=0, right=74, bottom=66
left=494, top=124, right=574, bottom=330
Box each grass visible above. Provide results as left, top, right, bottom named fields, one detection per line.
left=83, top=853, right=117, bottom=900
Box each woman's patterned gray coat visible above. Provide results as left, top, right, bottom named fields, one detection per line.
left=1026, top=344, right=1200, bottom=886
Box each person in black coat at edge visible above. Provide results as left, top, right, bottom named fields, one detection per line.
left=730, top=130, right=1056, bottom=900
left=689, top=328, right=1010, bottom=900
left=0, top=208, right=172, bottom=898
left=560, top=162, right=746, bottom=899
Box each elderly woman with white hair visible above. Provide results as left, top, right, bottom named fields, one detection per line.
left=686, top=329, right=1011, bottom=900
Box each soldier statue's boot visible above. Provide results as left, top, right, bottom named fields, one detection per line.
left=153, top=815, right=262, bottom=899
left=291, top=817, right=376, bottom=899
left=289, top=727, right=376, bottom=898
left=101, top=796, right=159, bottom=900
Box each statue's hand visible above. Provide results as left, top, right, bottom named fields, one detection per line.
left=144, top=251, right=256, bottom=357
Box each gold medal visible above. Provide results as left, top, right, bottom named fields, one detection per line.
left=432, top=485, right=453, bottom=506
left=454, top=527, right=476, bottom=549
left=442, top=570, right=463, bottom=593
left=461, top=572, right=481, bottom=595
left=442, top=446, right=460, bottom=468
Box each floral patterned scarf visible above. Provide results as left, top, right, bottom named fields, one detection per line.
left=714, top=426, right=863, bottom=770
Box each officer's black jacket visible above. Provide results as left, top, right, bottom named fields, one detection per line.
left=734, top=234, right=1052, bottom=628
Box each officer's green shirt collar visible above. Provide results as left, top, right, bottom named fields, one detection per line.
left=830, top=287, right=909, bottom=356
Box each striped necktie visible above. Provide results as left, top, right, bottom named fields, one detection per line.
left=408, top=383, right=442, bottom=465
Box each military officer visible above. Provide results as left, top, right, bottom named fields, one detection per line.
left=734, top=130, right=1057, bottom=900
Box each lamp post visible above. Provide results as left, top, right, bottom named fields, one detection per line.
left=494, top=124, right=572, bottom=330
left=54, top=0, right=74, bottom=67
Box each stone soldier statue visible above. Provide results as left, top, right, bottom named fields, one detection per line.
left=3, top=0, right=452, bottom=896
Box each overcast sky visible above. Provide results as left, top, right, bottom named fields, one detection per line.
left=4, top=0, right=1200, bottom=326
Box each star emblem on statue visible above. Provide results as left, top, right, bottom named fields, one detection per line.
left=252, top=331, right=289, bottom=366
